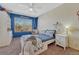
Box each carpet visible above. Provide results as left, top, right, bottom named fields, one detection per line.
left=40, top=43, right=79, bottom=55
left=0, top=38, right=21, bottom=55
left=0, top=38, right=79, bottom=55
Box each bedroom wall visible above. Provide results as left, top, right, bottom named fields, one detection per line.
left=38, top=3, right=79, bottom=31
left=38, top=3, right=79, bottom=50
left=0, top=11, right=12, bottom=47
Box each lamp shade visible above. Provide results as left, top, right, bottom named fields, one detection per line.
left=65, top=25, right=70, bottom=29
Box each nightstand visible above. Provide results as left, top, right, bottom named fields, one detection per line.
left=55, top=34, right=68, bottom=50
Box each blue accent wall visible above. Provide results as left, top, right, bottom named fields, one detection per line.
left=9, top=13, right=38, bottom=37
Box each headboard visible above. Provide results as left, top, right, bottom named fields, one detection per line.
left=39, top=30, right=56, bottom=38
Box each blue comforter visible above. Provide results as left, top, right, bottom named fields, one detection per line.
left=36, top=34, right=54, bottom=42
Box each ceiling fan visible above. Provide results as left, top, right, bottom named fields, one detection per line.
left=27, top=3, right=41, bottom=12
left=28, top=3, right=34, bottom=11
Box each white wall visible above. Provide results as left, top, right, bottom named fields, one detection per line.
left=38, top=14, right=57, bottom=30
left=0, top=11, right=12, bottom=47
left=38, top=3, right=79, bottom=31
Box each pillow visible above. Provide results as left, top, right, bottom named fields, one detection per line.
left=39, top=30, right=46, bottom=34
left=45, top=30, right=55, bottom=37
left=39, top=30, right=56, bottom=37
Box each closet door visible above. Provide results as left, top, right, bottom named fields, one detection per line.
left=0, top=11, right=12, bottom=47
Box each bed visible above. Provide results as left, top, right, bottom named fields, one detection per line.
left=20, top=30, right=56, bottom=55
left=35, top=30, right=56, bottom=44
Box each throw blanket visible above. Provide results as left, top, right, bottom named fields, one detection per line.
left=21, top=36, right=42, bottom=55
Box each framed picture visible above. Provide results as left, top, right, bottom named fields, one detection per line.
left=9, top=13, right=38, bottom=37
left=14, top=17, right=32, bottom=32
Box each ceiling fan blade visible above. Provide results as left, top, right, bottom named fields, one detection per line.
left=29, top=3, right=33, bottom=8
left=20, top=3, right=41, bottom=13
left=32, top=8, right=37, bottom=13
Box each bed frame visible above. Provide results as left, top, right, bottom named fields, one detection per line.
left=34, top=38, right=55, bottom=55
left=20, top=34, right=55, bottom=55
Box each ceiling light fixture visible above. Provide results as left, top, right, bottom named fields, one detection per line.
left=29, top=7, right=33, bottom=11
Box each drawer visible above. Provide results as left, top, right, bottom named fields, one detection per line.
left=56, top=36, right=66, bottom=42
left=56, top=39, right=67, bottom=47
left=56, top=39, right=64, bottom=44
left=56, top=41, right=66, bottom=47
left=56, top=34, right=68, bottom=47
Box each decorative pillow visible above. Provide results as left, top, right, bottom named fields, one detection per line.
left=39, top=30, right=46, bottom=34
left=45, top=30, right=54, bottom=37
left=39, top=30, right=56, bottom=37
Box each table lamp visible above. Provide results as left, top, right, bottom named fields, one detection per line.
left=65, top=25, right=70, bottom=47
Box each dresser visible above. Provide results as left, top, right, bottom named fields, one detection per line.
left=55, top=34, right=68, bottom=50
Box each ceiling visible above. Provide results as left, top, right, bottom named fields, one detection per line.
left=0, top=3, right=63, bottom=17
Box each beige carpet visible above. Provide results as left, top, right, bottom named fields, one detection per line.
left=0, top=38, right=21, bottom=55
left=40, top=43, right=79, bottom=55
left=0, top=38, right=79, bottom=55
